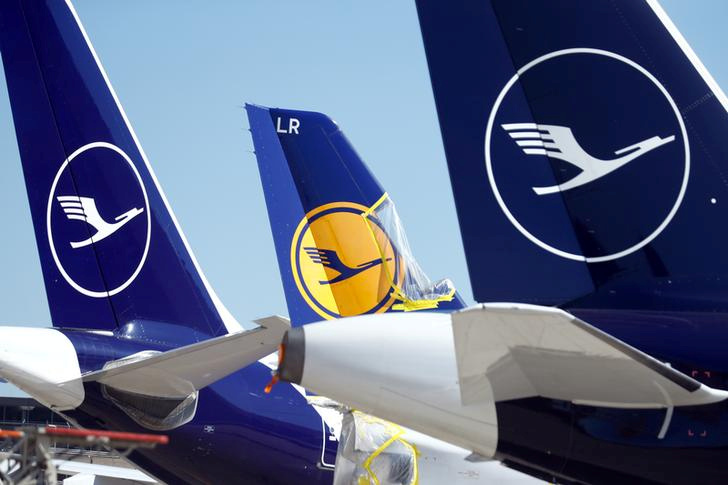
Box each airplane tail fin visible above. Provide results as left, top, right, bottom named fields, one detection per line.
left=416, top=0, right=728, bottom=311
left=246, top=104, right=463, bottom=326
left=0, top=0, right=238, bottom=337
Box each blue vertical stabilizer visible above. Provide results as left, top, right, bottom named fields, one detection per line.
left=247, top=105, right=463, bottom=326
left=417, top=0, right=728, bottom=311
left=0, top=0, right=237, bottom=336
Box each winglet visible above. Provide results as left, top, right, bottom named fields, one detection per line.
left=253, top=315, right=291, bottom=334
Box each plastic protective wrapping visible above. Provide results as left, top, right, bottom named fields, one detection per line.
left=363, top=194, right=456, bottom=311
left=102, top=385, right=198, bottom=431
left=100, top=351, right=198, bottom=430
left=333, top=411, right=418, bottom=485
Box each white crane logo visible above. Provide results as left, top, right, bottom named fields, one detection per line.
left=502, top=123, right=675, bottom=195
left=484, top=48, right=690, bottom=263
left=57, top=196, right=144, bottom=248
left=47, top=142, right=151, bottom=298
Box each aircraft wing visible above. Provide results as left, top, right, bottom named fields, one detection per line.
left=454, top=304, right=725, bottom=408
left=82, top=316, right=289, bottom=398
left=276, top=306, right=728, bottom=456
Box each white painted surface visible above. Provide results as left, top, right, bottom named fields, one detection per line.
left=299, top=312, right=499, bottom=458
left=46, top=143, right=151, bottom=298
left=0, top=327, right=83, bottom=410
left=484, top=48, right=690, bottom=263
left=86, top=316, right=288, bottom=398
left=295, top=305, right=727, bottom=457
left=56, top=460, right=156, bottom=483
left=454, top=304, right=728, bottom=408
left=397, top=426, right=537, bottom=484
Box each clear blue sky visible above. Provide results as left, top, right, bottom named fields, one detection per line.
left=0, top=1, right=725, bottom=381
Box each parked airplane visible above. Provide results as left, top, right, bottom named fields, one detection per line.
left=0, top=1, right=517, bottom=483
left=273, top=1, right=728, bottom=483
left=247, top=103, right=536, bottom=483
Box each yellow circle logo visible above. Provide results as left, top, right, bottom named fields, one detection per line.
left=291, top=202, right=402, bottom=319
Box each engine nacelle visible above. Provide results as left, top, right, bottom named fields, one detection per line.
left=278, top=311, right=498, bottom=459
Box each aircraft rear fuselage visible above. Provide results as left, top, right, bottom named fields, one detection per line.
left=59, top=328, right=335, bottom=485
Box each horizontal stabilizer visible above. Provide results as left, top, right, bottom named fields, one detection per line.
left=82, top=316, right=289, bottom=398
left=454, top=305, right=728, bottom=408
left=275, top=307, right=728, bottom=456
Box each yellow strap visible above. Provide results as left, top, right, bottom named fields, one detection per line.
left=362, top=429, right=404, bottom=485
left=353, top=411, right=419, bottom=485
left=362, top=192, right=390, bottom=217
left=391, top=284, right=457, bottom=312
left=361, top=433, right=420, bottom=485
left=396, top=438, right=419, bottom=485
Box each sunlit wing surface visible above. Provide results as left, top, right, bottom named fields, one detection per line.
left=80, top=316, right=289, bottom=398
left=276, top=306, right=728, bottom=457
left=453, top=304, right=726, bottom=408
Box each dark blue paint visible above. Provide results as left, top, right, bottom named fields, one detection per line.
left=50, top=146, right=149, bottom=295
left=494, top=310, right=728, bottom=484
left=61, top=329, right=335, bottom=485
left=5, top=0, right=728, bottom=483
left=417, top=0, right=728, bottom=310
left=248, top=105, right=464, bottom=326
left=0, top=1, right=337, bottom=483
left=417, top=0, right=728, bottom=482
left=497, top=397, right=728, bottom=485
left=491, top=54, right=685, bottom=259
left=0, top=0, right=228, bottom=336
